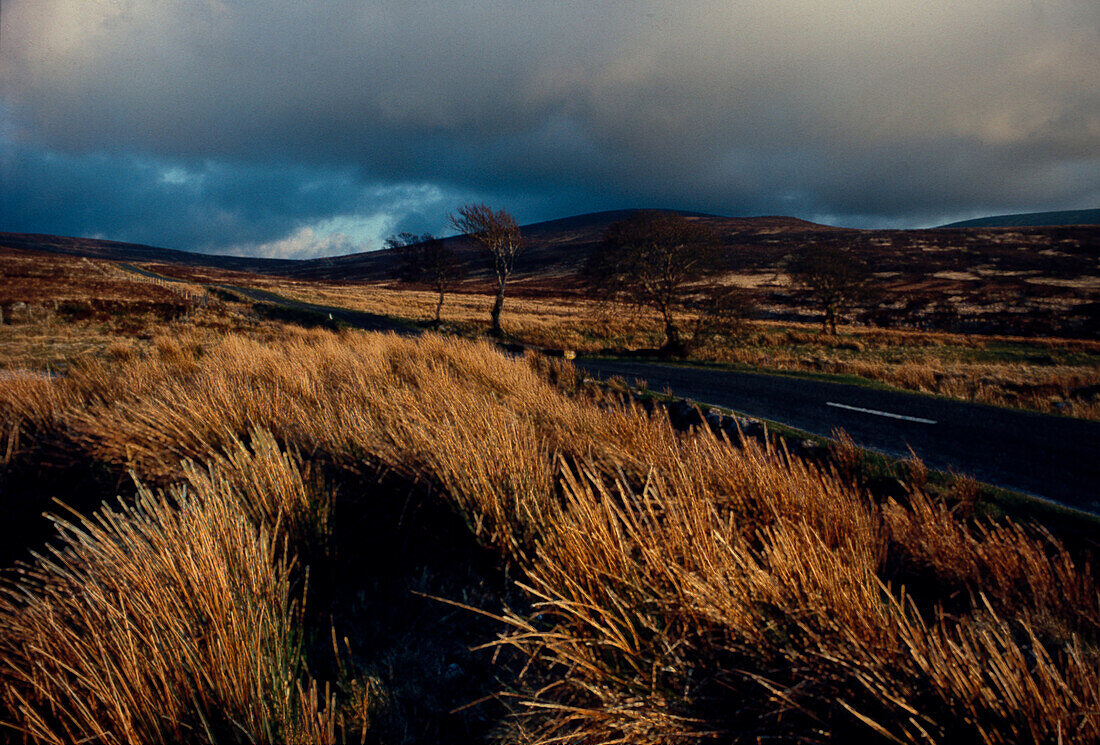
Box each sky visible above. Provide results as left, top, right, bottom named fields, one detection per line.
left=1, top=1, right=1098, bottom=258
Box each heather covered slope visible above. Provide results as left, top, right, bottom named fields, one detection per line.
left=225, top=209, right=835, bottom=284
left=1, top=329, right=1098, bottom=743
left=0, top=231, right=294, bottom=273
left=941, top=208, right=1100, bottom=228
left=5, top=209, right=1097, bottom=307
left=6, top=210, right=1097, bottom=337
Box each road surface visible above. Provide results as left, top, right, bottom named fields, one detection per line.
left=118, top=263, right=410, bottom=334
left=216, top=284, right=412, bottom=334
left=579, top=359, right=1100, bottom=512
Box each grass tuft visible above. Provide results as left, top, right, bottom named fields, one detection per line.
left=0, top=329, right=1096, bottom=743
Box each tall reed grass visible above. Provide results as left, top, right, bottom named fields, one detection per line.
left=0, top=435, right=338, bottom=743
left=1, top=328, right=1096, bottom=743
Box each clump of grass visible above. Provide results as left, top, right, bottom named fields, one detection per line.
left=0, top=437, right=340, bottom=744
left=1, top=329, right=1096, bottom=743
left=498, top=453, right=1099, bottom=743
left=105, top=339, right=138, bottom=362
left=828, top=428, right=864, bottom=484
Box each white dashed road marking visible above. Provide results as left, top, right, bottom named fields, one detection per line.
left=826, top=401, right=937, bottom=425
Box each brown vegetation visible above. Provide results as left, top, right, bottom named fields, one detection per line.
left=0, top=248, right=294, bottom=372
left=189, top=277, right=1100, bottom=420
left=1, top=328, right=1097, bottom=743
left=11, top=215, right=1097, bottom=339
left=22, top=212, right=1089, bottom=419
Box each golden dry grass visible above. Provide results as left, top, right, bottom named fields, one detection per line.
left=241, top=277, right=1100, bottom=420
left=1, top=329, right=1097, bottom=743
left=131, top=257, right=1100, bottom=419
left=0, top=250, right=301, bottom=373
left=0, top=439, right=337, bottom=744
left=230, top=278, right=654, bottom=350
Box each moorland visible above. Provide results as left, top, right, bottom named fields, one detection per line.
left=1, top=212, right=1098, bottom=743
left=6, top=211, right=1098, bottom=419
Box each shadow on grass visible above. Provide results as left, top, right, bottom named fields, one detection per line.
left=303, top=466, right=525, bottom=744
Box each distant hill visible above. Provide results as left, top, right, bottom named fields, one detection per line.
left=940, top=209, right=1100, bottom=228
left=0, top=232, right=294, bottom=273
left=1, top=210, right=834, bottom=285
left=4, top=210, right=1097, bottom=337
left=3, top=210, right=1096, bottom=293
left=288, top=210, right=832, bottom=284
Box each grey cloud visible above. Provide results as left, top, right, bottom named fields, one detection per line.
left=1, top=0, right=1098, bottom=250
left=0, top=141, right=471, bottom=254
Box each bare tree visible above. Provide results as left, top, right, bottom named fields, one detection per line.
left=387, top=232, right=465, bottom=327
left=386, top=232, right=432, bottom=281
left=585, top=211, right=739, bottom=357
left=417, top=236, right=464, bottom=327
left=785, top=244, right=872, bottom=334
left=449, top=203, right=523, bottom=337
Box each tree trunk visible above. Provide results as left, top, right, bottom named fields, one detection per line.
left=660, top=320, right=688, bottom=358
left=434, top=288, right=445, bottom=327
left=490, top=289, right=505, bottom=337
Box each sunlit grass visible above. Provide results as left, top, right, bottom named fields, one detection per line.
left=1, top=328, right=1096, bottom=742
left=240, top=276, right=1100, bottom=419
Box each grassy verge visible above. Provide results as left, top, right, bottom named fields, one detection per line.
left=2, top=329, right=1096, bottom=743
left=148, top=272, right=1099, bottom=420
left=588, top=353, right=906, bottom=390
left=608, top=377, right=1100, bottom=536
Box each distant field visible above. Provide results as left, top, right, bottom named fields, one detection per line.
left=3, top=245, right=1097, bottom=420
left=137, top=265, right=1100, bottom=421
left=0, top=248, right=315, bottom=372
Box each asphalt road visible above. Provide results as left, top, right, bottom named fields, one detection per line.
left=216, top=284, right=412, bottom=334
left=118, top=264, right=411, bottom=334
left=579, top=359, right=1100, bottom=512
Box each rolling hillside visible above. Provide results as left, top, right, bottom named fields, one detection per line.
left=1, top=211, right=831, bottom=282
left=3, top=210, right=1098, bottom=336
left=281, top=210, right=834, bottom=284
left=941, top=208, right=1100, bottom=228
left=6, top=210, right=1097, bottom=288
left=0, top=232, right=294, bottom=273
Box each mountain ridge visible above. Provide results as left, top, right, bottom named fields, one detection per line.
left=0, top=210, right=832, bottom=278
left=940, top=208, right=1100, bottom=228
left=2, top=210, right=1096, bottom=291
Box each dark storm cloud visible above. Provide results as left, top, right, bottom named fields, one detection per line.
left=0, top=140, right=471, bottom=257
left=2, top=1, right=1098, bottom=254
